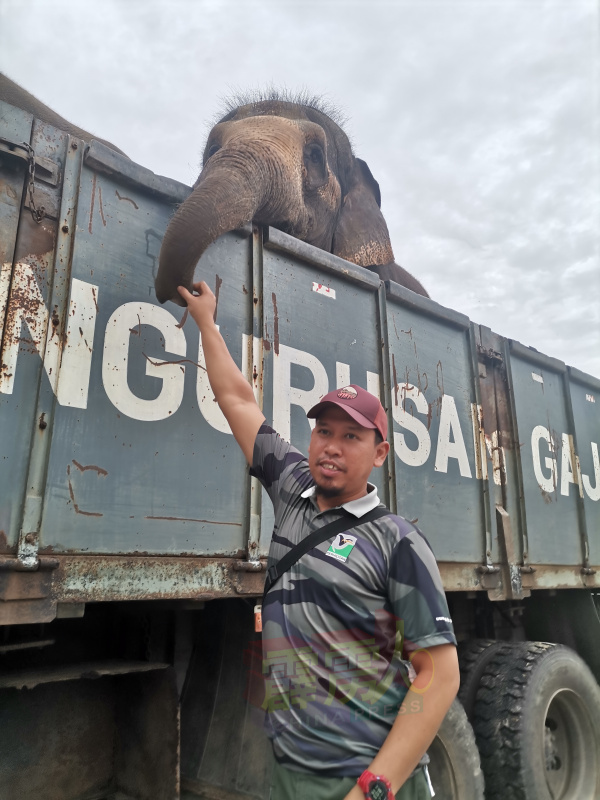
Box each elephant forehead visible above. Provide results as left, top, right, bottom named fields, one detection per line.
left=224, top=100, right=312, bottom=122
left=220, top=101, right=349, bottom=154
left=219, top=115, right=325, bottom=148
left=211, top=100, right=354, bottom=194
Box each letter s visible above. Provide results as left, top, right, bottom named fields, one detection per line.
left=393, top=384, right=431, bottom=467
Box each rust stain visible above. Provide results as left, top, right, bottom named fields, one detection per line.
left=271, top=292, right=280, bottom=355
left=129, top=313, right=142, bottom=336
left=98, top=184, right=106, bottom=227
left=72, top=460, right=108, bottom=477
left=91, top=287, right=99, bottom=313
left=0, top=530, right=8, bottom=552
left=66, top=464, right=103, bottom=517
left=242, top=285, right=249, bottom=295
left=436, top=360, right=444, bottom=395
left=50, top=307, right=60, bottom=338
left=142, top=352, right=206, bottom=371
left=145, top=516, right=242, bottom=526
left=18, top=219, right=56, bottom=260
left=50, top=555, right=267, bottom=603
left=88, top=174, right=106, bottom=233
left=176, top=308, right=189, bottom=329
left=115, top=189, right=139, bottom=209
left=214, top=274, right=223, bottom=323
left=88, top=174, right=96, bottom=233
left=392, top=354, right=398, bottom=405
left=1, top=257, right=52, bottom=384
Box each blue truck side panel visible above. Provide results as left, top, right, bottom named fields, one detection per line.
left=1, top=101, right=598, bottom=620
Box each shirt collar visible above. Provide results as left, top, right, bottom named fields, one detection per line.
left=300, top=482, right=381, bottom=517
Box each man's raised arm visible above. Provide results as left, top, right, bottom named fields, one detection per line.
left=178, top=282, right=265, bottom=464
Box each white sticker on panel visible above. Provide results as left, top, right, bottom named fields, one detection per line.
left=312, top=282, right=336, bottom=299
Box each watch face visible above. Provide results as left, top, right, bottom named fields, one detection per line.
left=369, top=780, right=389, bottom=800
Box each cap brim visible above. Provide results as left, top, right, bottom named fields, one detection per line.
left=306, top=400, right=377, bottom=430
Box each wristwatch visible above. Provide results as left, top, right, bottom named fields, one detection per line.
left=357, top=770, right=395, bottom=800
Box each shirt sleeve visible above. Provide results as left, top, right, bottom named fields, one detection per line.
left=387, top=526, right=457, bottom=653
left=249, top=423, right=308, bottom=514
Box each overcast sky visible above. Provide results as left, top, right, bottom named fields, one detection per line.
left=1, top=0, right=598, bottom=376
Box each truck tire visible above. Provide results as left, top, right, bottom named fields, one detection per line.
left=427, top=698, right=485, bottom=800
left=457, top=639, right=506, bottom=719
left=472, top=641, right=600, bottom=800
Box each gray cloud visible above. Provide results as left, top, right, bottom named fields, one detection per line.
left=1, top=0, right=597, bottom=375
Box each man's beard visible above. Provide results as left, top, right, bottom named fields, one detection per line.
left=315, top=484, right=344, bottom=499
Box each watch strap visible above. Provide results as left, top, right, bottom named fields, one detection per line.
left=357, top=769, right=394, bottom=800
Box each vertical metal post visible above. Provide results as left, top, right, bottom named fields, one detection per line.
left=378, top=283, right=396, bottom=513
left=562, top=370, right=593, bottom=574
left=17, top=137, right=83, bottom=568
left=244, top=225, right=265, bottom=564
left=501, top=338, right=531, bottom=570
left=468, top=323, right=496, bottom=570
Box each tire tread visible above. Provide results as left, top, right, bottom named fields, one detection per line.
left=472, top=641, right=600, bottom=800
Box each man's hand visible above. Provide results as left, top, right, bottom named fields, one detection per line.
left=344, top=643, right=459, bottom=799
left=178, top=282, right=216, bottom=332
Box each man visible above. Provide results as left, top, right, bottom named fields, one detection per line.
left=179, top=281, right=459, bottom=800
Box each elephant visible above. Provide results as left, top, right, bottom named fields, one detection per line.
left=155, top=93, right=428, bottom=306
left=0, top=72, right=126, bottom=156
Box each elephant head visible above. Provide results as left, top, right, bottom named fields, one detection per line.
left=155, top=95, right=428, bottom=305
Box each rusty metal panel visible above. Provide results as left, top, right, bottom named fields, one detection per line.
left=0, top=115, right=69, bottom=554
left=0, top=103, right=32, bottom=284
left=384, top=283, right=488, bottom=565
left=1, top=101, right=598, bottom=614
left=260, top=229, right=384, bottom=552
left=0, top=107, right=32, bottom=555
left=53, top=555, right=266, bottom=603
left=507, top=344, right=594, bottom=566
left=568, top=368, right=600, bottom=566
left=38, top=163, right=253, bottom=556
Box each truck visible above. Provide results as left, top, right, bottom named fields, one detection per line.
left=1, top=97, right=599, bottom=800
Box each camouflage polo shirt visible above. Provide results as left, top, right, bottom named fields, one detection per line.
left=250, top=423, right=456, bottom=777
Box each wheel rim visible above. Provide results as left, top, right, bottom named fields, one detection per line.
left=542, top=689, right=598, bottom=798
left=428, top=736, right=458, bottom=800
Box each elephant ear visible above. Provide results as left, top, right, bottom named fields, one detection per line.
left=332, top=158, right=394, bottom=267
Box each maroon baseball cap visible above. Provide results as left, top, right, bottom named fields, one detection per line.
left=307, top=385, right=388, bottom=441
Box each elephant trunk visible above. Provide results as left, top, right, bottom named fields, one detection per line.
left=155, top=159, right=267, bottom=306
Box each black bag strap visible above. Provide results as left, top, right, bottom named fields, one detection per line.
left=262, top=505, right=390, bottom=604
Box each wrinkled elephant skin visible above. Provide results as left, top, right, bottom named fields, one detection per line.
left=156, top=98, right=428, bottom=305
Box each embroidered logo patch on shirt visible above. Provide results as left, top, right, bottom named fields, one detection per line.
left=326, top=533, right=358, bottom=562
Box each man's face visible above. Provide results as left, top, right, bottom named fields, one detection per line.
left=307, top=405, right=390, bottom=509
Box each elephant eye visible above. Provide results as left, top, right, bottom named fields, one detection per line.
left=303, top=143, right=327, bottom=190
left=306, top=144, right=324, bottom=166
left=206, top=143, right=221, bottom=161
